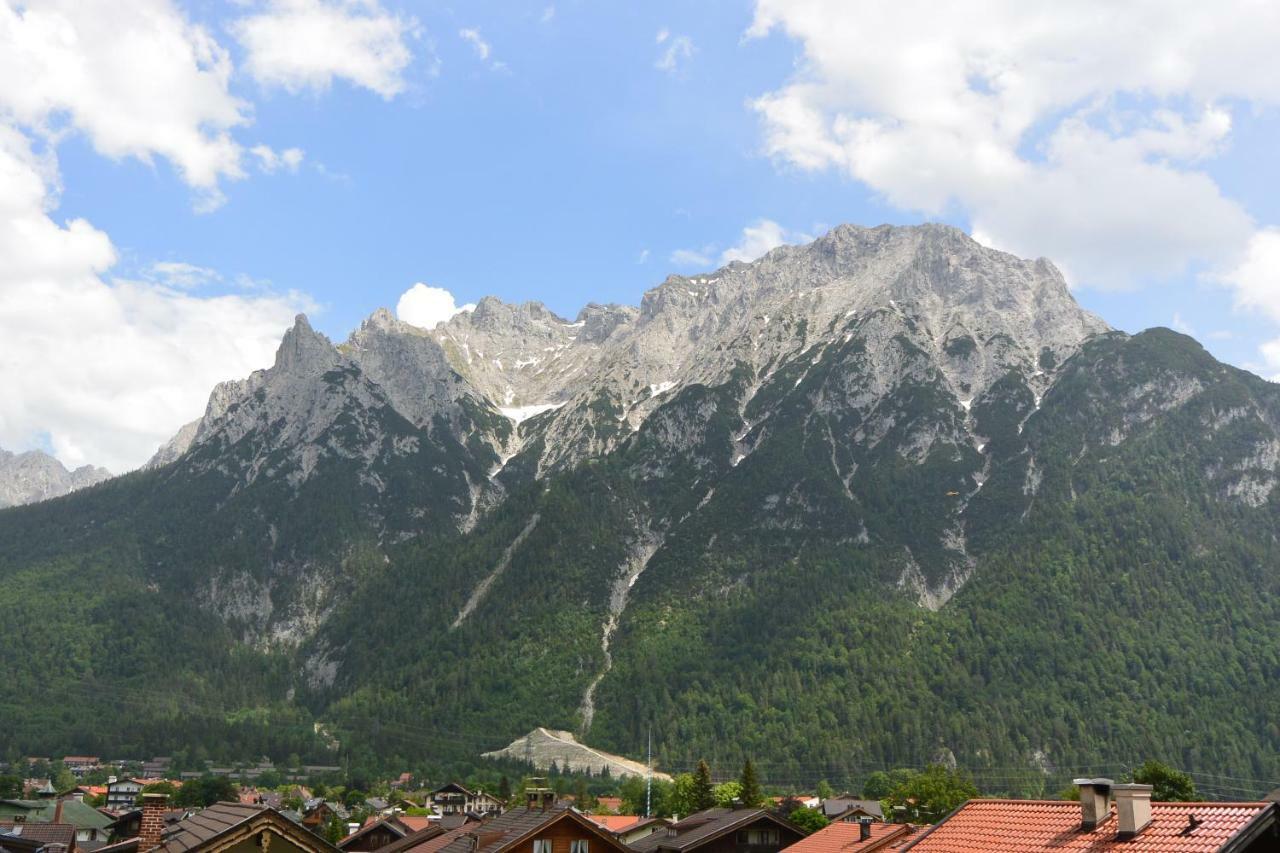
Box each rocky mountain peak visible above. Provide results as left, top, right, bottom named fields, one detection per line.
left=0, top=445, right=112, bottom=508
left=275, top=314, right=340, bottom=375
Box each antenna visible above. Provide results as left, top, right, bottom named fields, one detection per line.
left=646, top=726, right=652, bottom=819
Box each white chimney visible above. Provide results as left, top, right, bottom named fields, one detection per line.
left=1114, top=784, right=1152, bottom=838
left=1073, top=778, right=1112, bottom=831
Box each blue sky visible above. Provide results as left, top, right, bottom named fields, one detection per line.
left=3, top=0, right=1280, bottom=469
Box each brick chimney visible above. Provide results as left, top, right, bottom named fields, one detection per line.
left=1073, top=778, right=1112, bottom=831
left=1114, top=784, right=1152, bottom=838
left=139, top=793, right=168, bottom=852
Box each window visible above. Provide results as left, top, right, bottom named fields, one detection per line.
left=570, top=841, right=589, bottom=853
left=533, top=839, right=553, bottom=853
left=735, top=829, right=780, bottom=846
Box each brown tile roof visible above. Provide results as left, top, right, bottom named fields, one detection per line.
left=379, top=825, right=466, bottom=853
left=339, top=815, right=412, bottom=849
left=628, top=809, right=804, bottom=853
left=900, top=800, right=1277, bottom=853
left=782, top=820, right=910, bottom=853
left=149, top=802, right=337, bottom=853
left=435, top=808, right=629, bottom=853
left=588, top=817, right=644, bottom=833
left=0, top=822, right=77, bottom=847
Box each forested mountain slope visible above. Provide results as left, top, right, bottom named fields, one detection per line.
left=1, top=224, right=1276, bottom=793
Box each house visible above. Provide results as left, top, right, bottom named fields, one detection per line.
left=627, top=809, right=805, bottom=853
left=428, top=785, right=502, bottom=818
left=137, top=764, right=169, bottom=783
left=780, top=819, right=912, bottom=853
left=589, top=820, right=667, bottom=847
left=818, top=801, right=883, bottom=823
left=1, top=821, right=78, bottom=853
left=103, top=783, right=143, bottom=814
left=338, top=817, right=418, bottom=853
left=0, top=799, right=113, bottom=847
left=433, top=797, right=633, bottom=853
left=94, top=795, right=339, bottom=853
left=770, top=798, right=819, bottom=811
left=61, top=761, right=100, bottom=781
left=900, top=780, right=1280, bottom=852
left=302, top=801, right=350, bottom=833
left=104, top=808, right=189, bottom=844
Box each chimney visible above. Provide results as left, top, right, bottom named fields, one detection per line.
left=1073, top=778, right=1112, bottom=831
left=858, top=818, right=872, bottom=842
left=139, top=793, right=169, bottom=852
left=54, top=797, right=64, bottom=824
left=1114, top=784, right=1152, bottom=838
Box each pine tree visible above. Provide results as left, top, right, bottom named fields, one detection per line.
left=498, top=776, right=512, bottom=804
left=693, top=760, right=716, bottom=811
left=739, top=759, right=762, bottom=808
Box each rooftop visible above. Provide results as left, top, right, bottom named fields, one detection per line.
left=901, top=799, right=1277, bottom=853
left=786, top=821, right=912, bottom=853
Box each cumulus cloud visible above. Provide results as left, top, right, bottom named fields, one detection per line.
left=0, top=0, right=249, bottom=204
left=655, top=30, right=694, bottom=74
left=148, top=261, right=221, bottom=289
left=459, top=28, right=491, bottom=61
left=0, top=127, right=313, bottom=472
left=746, top=0, right=1280, bottom=352
left=672, top=220, right=807, bottom=268
left=250, top=144, right=305, bottom=173
left=396, top=284, right=475, bottom=330
left=719, top=219, right=806, bottom=264
left=232, top=0, right=417, bottom=99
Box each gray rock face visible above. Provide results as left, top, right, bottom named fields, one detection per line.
left=157, top=223, right=1107, bottom=485
left=0, top=446, right=112, bottom=508
left=481, top=727, right=671, bottom=780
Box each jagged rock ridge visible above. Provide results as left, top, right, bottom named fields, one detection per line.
left=0, top=446, right=111, bottom=508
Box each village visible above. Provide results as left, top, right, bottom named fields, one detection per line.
left=3, top=754, right=1279, bottom=853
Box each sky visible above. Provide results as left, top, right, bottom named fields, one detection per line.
left=3, top=0, right=1280, bottom=472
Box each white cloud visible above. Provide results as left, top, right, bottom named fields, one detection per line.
left=719, top=219, right=806, bottom=264
left=747, top=0, right=1280, bottom=371
left=0, top=0, right=249, bottom=204
left=1219, top=228, right=1280, bottom=326
left=0, top=127, right=314, bottom=472
left=250, top=144, right=306, bottom=173
left=233, top=0, right=416, bottom=99
left=655, top=32, right=694, bottom=73
left=459, top=28, right=491, bottom=61
left=637, top=249, right=650, bottom=264
left=656, top=29, right=670, bottom=44
left=149, top=261, right=221, bottom=289
left=1171, top=312, right=1195, bottom=336
left=670, top=248, right=715, bottom=268
left=396, top=283, right=475, bottom=330
left=672, top=220, right=807, bottom=269
left=540, top=7, right=555, bottom=24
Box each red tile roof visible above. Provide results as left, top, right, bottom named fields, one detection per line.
left=398, top=818, right=434, bottom=833
left=783, top=821, right=911, bottom=853
left=588, top=816, right=643, bottom=832
left=901, top=800, right=1277, bottom=853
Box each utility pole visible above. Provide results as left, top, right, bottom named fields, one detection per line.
left=645, top=726, right=652, bottom=819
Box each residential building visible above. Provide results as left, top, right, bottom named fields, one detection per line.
left=900, top=780, right=1280, bottom=852
left=428, top=785, right=502, bottom=818
left=95, top=795, right=338, bottom=853
left=591, top=820, right=668, bottom=847
left=781, top=819, right=912, bottom=853
left=819, top=801, right=883, bottom=823
left=0, top=799, right=112, bottom=847
left=302, top=801, right=350, bottom=833
left=104, top=783, right=143, bottom=814
left=627, top=809, right=805, bottom=853
left=433, top=798, right=633, bottom=853
left=338, top=817, right=416, bottom=853
left=61, top=761, right=100, bottom=781
left=0, top=821, right=77, bottom=853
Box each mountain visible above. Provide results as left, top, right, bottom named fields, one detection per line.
left=0, top=446, right=111, bottom=508
left=1, top=223, right=1278, bottom=795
